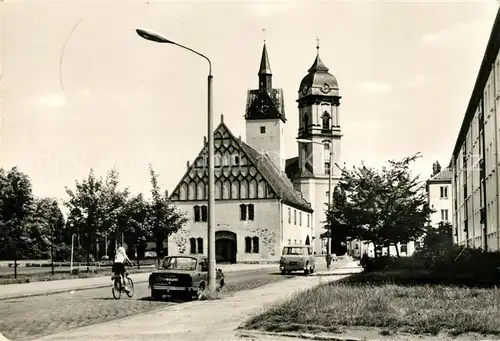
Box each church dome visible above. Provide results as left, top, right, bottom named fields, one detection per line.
left=298, top=52, right=339, bottom=99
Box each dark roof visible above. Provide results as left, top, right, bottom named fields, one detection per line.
left=285, top=157, right=314, bottom=179
left=427, top=168, right=452, bottom=184
left=245, top=88, right=286, bottom=122
left=298, top=51, right=339, bottom=98
left=241, top=141, right=313, bottom=212
left=450, top=8, right=500, bottom=167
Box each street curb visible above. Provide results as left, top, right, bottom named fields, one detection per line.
left=236, top=329, right=369, bottom=341
left=0, top=265, right=278, bottom=301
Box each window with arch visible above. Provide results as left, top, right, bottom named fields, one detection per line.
left=322, top=112, right=330, bottom=130
left=194, top=205, right=201, bottom=222
left=294, top=210, right=297, bottom=225
left=307, top=214, right=310, bottom=227
left=189, top=238, right=196, bottom=254
left=299, top=212, right=302, bottom=226
left=288, top=208, right=291, bottom=223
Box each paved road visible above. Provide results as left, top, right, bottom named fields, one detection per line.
left=0, top=268, right=296, bottom=341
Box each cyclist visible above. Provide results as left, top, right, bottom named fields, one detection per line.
left=113, top=245, right=132, bottom=292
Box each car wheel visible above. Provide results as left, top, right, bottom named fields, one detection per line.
left=151, top=289, right=162, bottom=301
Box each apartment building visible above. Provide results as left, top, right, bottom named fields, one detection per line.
left=450, top=8, right=500, bottom=250
left=426, top=168, right=453, bottom=228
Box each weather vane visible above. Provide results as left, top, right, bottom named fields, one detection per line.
left=262, top=28, right=267, bottom=43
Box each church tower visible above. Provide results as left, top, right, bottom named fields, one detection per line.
left=245, top=43, right=286, bottom=171
left=292, top=41, right=342, bottom=253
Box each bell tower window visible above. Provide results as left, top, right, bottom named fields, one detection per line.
left=260, top=126, right=266, bottom=134
left=322, top=113, right=330, bottom=130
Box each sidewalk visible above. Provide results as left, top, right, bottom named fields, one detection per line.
left=0, top=263, right=278, bottom=301
left=32, top=261, right=362, bottom=341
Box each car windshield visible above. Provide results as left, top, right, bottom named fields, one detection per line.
left=283, top=247, right=306, bottom=255
left=162, top=257, right=197, bottom=271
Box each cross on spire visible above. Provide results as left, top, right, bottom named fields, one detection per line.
left=262, top=28, right=267, bottom=43
left=316, top=36, right=320, bottom=54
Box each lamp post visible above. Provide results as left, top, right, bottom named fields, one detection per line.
left=136, top=28, right=216, bottom=292
left=70, top=233, right=76, bottom=272
left=296, top=139, right=334, bottom=260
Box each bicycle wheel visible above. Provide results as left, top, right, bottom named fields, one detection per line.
left=126, top=277, right=134, bottom=298
left=112, top=278, right=121, bottom=299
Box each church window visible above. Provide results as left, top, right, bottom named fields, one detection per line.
left=248, top=204, right=255, bottom=220
left=288, top=208, right=291, bottom=223
left=245, top=237, right=252, bottom=253
left=252, top=237, right=259, bottom=253
left=201, top=205, right=208, bottom=222
left=189, top=238, right=196, bottom=254
left=299, top=212, right=302, bottom=226
left=194, top=206, right=201, bottom=222
left=322, top=113, right=330, bottom=130
left=240, top=204, right=247, bottom=220
left=294, top=210, right=297, bottom=225
left=260, top=126, right=266, bottom=134
left=197, top=237, right=204, bottom=254
left=325, top=162, right=331, bottom=175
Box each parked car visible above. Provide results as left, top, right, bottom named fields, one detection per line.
left=148, top=255, right=225, bottom=301
left=279, top=245, right=315, bottom=275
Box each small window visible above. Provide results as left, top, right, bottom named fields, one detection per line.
left=197, top=237, right=203, bottom=254
left=307, top=214, right=310, bottom=227
left=294, top=210, right=297, bottom=225
left=194, top=206, right=200, bottom=222
left=400, top=244, right=408, bottom=254
left=240, top=204, right=247, bottom=220
left=288, top=208, right=291, bottom=223
left=288, top=239, right=291, bottom=245
left=299, top=212, right=302, bottom=226
left=323, top=141, right=330, bottom=150
left=234, top=155, right=240, bottom=166
left=248, top=204, right=254, bottom=220
left=322, top=113, right=330, bottom=130
left=201, top=205, right=208, bottom=222
left=441, top=209, right=449, bottom=221
left=189, top=238, right=196, bottom=254
left=440, top=186, right=448, bottom=199
left=245, top=237, right=252, bottom=253
left=252, top=236, right=259, bottom=253
left=260, top=126, right=266, bottom=134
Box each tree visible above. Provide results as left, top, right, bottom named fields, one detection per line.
left=100, top=168, right=130, bottom=253
left=64, top=169, right=106, bottom=270
left=123, top=193, right=149, bottom=268
left=0, top=167, right=36, bottom=277
left=148, top=165, right=187, bottom=265
left=327, top=154, right=432, bottom=257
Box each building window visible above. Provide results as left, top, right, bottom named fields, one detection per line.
left=299, top=240, right=302, bottom=244
left=245, top=236, right=259, bottom=253
left=325, top=162, right=330, bottom=175
left=288, top=208, right=291, bottom=223
left=307, top=214, right=310, bottom=227
left=299, top=212, right=302, bottom=226
left=323, top=142, right=330, bottom=150
left=440, top=186, right=448, bottom=199
left=252, top=237, right=259, bottom=253
left=189, top=238, right=196, bottom=254
left=197, top=238, right=203, bottom=254
left=294, top=239, right=297, bottom=244
left=233, top=155, right=240, bottom=166
left=201, top=205, right=208, bottom=222
left=260, top=126, right=266, bottom=134
left=441, top=209, right=449, bottom=221
left=400, top=243, right=408, bottom=254
left=294, top=210, right=297, bottom=225
left=194, top=205, right=200, bottom=222
left=248, top=204, right=255, bottom=220
left=288, top=239, right=291, bottom=245
left=240, top=204, right=247, bottom=220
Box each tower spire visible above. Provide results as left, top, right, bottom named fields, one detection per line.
left=258, top=36, right=272, bottom=91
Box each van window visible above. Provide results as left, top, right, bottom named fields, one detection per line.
left=283, top=247, right=306, bottom=255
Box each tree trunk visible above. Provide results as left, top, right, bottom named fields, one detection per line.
left=86, top=250, right=90, bottom=272
left=156, top=239, right=163, bottom=268
left=14, top=251, right=17, bottom=279
left=51, top=227, right=55, bottom=276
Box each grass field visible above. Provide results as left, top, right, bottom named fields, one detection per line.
left=243, top=280, right=500, bottom=337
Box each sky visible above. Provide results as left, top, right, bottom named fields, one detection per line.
left=1, top=0, right=499, bottom=202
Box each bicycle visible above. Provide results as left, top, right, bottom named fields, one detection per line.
left=111, top=272, right=134, bottom=299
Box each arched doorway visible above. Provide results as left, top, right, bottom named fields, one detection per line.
left=215, top=231, right=237, bottom=263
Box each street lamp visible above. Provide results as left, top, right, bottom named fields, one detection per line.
left=70, top=233, right=76, bottom=272
left=296, top=139, right=334, bottom=262
left=136, top=28, right=216, bottom=292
